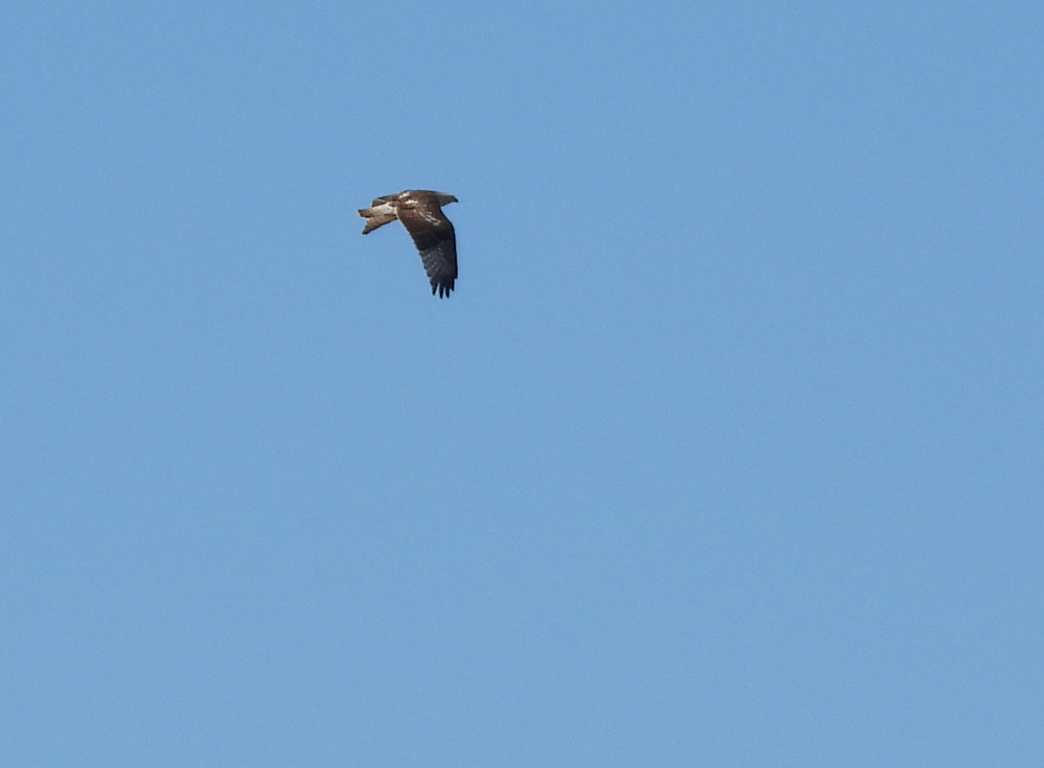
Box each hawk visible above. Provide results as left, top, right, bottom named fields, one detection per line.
left=358, top=190, right=459, bottom=298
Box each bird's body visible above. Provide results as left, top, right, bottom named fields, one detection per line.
left=358, top=190, right=459, bottom=298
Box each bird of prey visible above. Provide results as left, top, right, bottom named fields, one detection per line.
left=357, top=190, right=459, bottom=298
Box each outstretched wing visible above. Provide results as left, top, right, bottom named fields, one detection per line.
left=396, top=202, right=458, bottom=298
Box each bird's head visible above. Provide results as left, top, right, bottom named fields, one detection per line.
left=435, top=191, right=459, bottom=206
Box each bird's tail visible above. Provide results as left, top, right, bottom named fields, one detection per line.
left=358, top=207, right=398, bottom=234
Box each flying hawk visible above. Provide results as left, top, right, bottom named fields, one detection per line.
left=358, top=190, right=459, bottom=298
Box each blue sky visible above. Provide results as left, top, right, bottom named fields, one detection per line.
left=2, top=1, right=1042, bottom=766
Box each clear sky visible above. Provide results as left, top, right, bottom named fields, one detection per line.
left=2, top=1, right=1042, bottom=766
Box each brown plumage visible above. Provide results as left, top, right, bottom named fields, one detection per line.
left=357, top=190, right=459, bottom=298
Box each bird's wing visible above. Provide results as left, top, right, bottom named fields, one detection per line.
left=396, top=203, right=458, bottom=298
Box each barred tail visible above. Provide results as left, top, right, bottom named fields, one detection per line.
left=358, top=205, right=398, bottom=234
